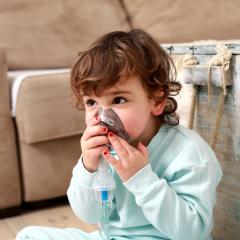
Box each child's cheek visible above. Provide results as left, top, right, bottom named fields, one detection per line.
left=85, top=111, right=96, bottom=125
left=122, top=116, right=142, bottom=139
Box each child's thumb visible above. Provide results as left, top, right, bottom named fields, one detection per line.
left=137, top=142, right=148, bottom=158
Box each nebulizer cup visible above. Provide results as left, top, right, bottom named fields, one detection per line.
left=92, top=107, right=130, bottom=240
left=92, top=155, right=116, bottom=223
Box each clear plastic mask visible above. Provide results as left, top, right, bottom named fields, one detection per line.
left=97, top=107, right=130, bottom=142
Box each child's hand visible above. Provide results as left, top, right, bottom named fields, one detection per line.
left=81, top=116, right=109, bottom=172
left=103, top=132, right=149, bottom=182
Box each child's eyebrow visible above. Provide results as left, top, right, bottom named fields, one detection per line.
left=107, top=90, right=133, bottom=96
left=81, top=90, right=133, bottom=98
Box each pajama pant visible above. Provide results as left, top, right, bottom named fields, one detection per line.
left=15, top=226, right=140, bottom=240
left=16, top=226, right=213, bottom=240
left=15, top=227, right=103, bottom=240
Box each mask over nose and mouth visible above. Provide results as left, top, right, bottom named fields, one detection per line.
left=97, top=107, right=130, bottom=143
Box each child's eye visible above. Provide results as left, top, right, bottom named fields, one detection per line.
left=85, top=99, right=97, bottom=107
left=112, top=97, right=127, bottom=104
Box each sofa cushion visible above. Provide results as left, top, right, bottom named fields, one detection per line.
left=0, top=0, right=129, bottom=70
left=124, top=0, right=240, bottom=43
left=20, top=136, right=81, bottom=201
left=15, top=72, right=85, bottom=144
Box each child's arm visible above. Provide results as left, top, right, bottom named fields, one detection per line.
left=124, top=157, right=222, bottom=240
left=67, top=116, right=110, bottom=223
left=67, top=156, right=102, bottom=224
left=105, top=132, right=222, bottom=240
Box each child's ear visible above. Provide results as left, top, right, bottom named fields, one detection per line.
left=151, top=91, right=167, bottom=116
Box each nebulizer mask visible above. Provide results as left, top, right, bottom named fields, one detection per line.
left=92, top=107, right=130, bottom=240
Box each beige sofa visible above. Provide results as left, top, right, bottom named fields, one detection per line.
left=1, top=1, right=240, bottom=238
left=0, top=0, right=130, bottom=207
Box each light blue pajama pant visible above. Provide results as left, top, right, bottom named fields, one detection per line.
left=15, top=227, right=103, bottom=240
left=15, top=226, right=136, bottom=240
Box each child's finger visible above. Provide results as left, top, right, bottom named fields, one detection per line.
left=82, top=125, right=108, bottom=141
left=102, top=149, right=122, bottom=171
left=116, top=135, right=134, bottom=152
left=90, top=146, right=108, bottom=158
left=107, top=132, right=128, bottom=158
left=109, top=133, right=137, bottom=157
left=87, top=115, right=101, bottom=127
left=85, top=135, right=109, bottom=149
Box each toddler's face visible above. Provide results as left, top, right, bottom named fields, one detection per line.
left=82, top=75, right=161, bottom=145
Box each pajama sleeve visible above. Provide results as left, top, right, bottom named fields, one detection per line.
left=67, top=156, right=102, bottom=224
left=124, top=158, right=222, bottom=240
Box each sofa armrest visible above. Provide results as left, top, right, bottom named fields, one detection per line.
left=0, top=47, right=10, bottom=116
left=15, top=72, right=86, bottom=144
left=0, top=47, right=21, bottom=210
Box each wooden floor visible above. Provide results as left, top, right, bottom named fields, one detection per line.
left=0, top=204, right=97, bottom=240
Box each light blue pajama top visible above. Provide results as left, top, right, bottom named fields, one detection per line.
left=67, top=125, right=222, bottom=240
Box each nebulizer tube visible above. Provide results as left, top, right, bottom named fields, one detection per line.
left=92, top=107, right=130, bottom=240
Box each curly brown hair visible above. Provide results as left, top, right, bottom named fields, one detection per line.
left=70, top=29, right=181, bottom=125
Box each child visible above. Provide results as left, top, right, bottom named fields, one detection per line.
left=16, top=29, right=222, bottom=240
